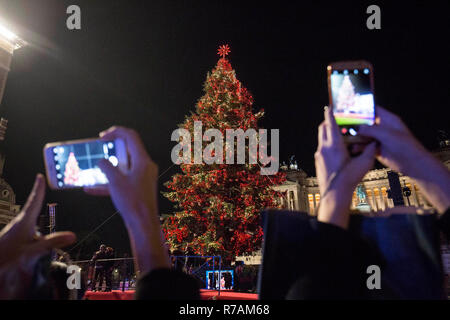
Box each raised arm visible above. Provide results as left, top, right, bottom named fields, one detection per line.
left=359, top=107, right=450, bottom=213
left=85, top=127, right=170, bottom=275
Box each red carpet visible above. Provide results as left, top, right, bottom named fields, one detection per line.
left=84, top=289, right=258, bottom=300
left=199, top=290, right=258, bottom=300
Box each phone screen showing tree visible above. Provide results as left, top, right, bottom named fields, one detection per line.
left=330, top=68, right=375, bottom=129
left=52, top=140, right=118, bottom=188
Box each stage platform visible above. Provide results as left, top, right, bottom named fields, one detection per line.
left=84, top=289, right=258, bottom=300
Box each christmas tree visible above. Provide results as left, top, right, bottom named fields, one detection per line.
left=162, top=45, right=285, bottom=262
left=336, top=75, right=356, bottom=112
left=63, top=152, right=81, bottom=185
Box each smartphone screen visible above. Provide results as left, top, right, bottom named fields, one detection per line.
left=51, top=140, right=118, bottom=188
left=329, top=67, right=375, bottom=134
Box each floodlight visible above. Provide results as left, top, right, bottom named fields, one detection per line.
left=0, top=22, right=26, bottom=105
left=0, top=23, right=26, bottom=53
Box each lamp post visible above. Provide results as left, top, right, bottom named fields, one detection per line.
left=402, top=180, right=411, bottom=207
left=0, top=22, right=26, bottom=105
left=47, top=203, right=57, bottom=260
left=48, top=203, right=57, bottom=234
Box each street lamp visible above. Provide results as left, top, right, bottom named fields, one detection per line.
left=402, top=180, right=411, bottom=206
left=0, top=22, right=26, bottom=105
left=0, top=24, right=26, bottom=51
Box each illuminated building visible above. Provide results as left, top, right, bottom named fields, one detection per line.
left=274, top=144, right=450, bottom=215
left=0, top=22, right=25, bottom=227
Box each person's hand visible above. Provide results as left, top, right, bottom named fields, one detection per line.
left=315, top=107, right=376, bottom=229
left=85, top=127, right=159, bottom=228
left=85, top=126, right=170, bottom=274
left=358, top=106, right=429, bottom=176
left=0, top=174, right=76, bottom=299
left=359, top=106, right=450, bottom=213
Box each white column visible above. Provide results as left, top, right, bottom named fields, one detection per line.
left=294, top=189, right=299, bottom=211
left=379, top=190, right=385, bottom=210
left=371, top=189, right=378, bottom=211
left=287, top=191, right=291, bottom=210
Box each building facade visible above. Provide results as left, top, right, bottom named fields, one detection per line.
left=274, top=145, right=450, bottom=215
left=0, top=177, right=20, bottom=226
left=0, top=124, right=20, bottom=227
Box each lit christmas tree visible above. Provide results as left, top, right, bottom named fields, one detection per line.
left=162, top=45, right=285, bottom=262
left=63, top=152, right=80, bottom=185
left=336, top=75, right=356, bottom=112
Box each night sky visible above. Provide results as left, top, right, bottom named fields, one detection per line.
left=0, top=0, right=448, bottom=259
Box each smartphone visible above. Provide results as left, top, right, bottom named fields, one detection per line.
left=327, top=60, right=376, bottom=143
left=43, top=138, right=127, bottom=189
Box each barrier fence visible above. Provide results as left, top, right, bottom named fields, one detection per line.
left=70, top=255, right=224, bottom=293
left=71, top=257, right=136, bottom=292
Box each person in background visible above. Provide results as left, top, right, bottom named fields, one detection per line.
left=224, top=271, right=232, bottom=290
left=234, top=262, right=244, bottom=292
left=90, top=244, right=107, bottom=292
left=171, top=249, right=184, bottom=272
left=56, top=250, right=71, bottom=264
left=85, top=127, right=200, bottom=299
left=104, top=246, right=115, bottom=291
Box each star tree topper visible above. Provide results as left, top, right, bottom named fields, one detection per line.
left=217, top=44, right=231, bottom=59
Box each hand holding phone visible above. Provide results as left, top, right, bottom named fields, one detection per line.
left=315, top=107, right=377, bottom=229
left=85, top=126, right=171, bottom=275
left=43, top=138, right=127, bottom=189
left=327, top=60, right=376, bottom=144
left=44, top=127, right=171, bottom=276
left=358, top=107, right=450, bottom=213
